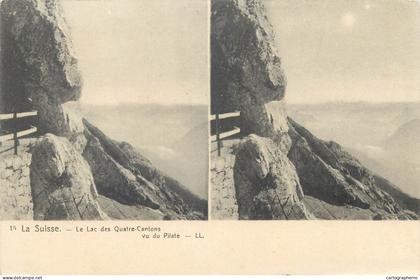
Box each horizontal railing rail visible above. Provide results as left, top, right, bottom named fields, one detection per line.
left=210, top=111, right=241, bottom=156
left=0, top=110, right=39, bottom=155
left=0, top=111, right=38, bottom=120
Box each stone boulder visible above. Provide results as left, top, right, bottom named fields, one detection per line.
left=233, top=134, right=311, bottom=220
left=211, top=0, right=290, bottom=145
left=30, top=134, right=106, bottom=220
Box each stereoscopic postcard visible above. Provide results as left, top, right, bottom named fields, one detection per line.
left=0, top=0, right=419, bottom=276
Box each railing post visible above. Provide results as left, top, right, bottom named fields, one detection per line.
left=239, top=111, right=243, bottom=139
left=13, top=110, right=18, bottom=155
left=36, top=110, right=39, bottom=137
left=216, top=113, right=221, bottom=156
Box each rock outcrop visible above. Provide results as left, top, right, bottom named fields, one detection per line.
left=30, top=134, right=106, bottom=220
left=211, top=0, right=418, bottom=220
left=211, top=0, right=290, bottom=148
left=0, top=0, right=85, bottom=150
left=83, top=119, right=207, bottom=220
left=1, top=0, right=207, bottom=220
left=234, top=135, right=310, bottom=219
left=288, top=118, right=415, bottom=220
left=212, top=0, right=302, bottom=219
left=371, top=175, right=420, bottom=216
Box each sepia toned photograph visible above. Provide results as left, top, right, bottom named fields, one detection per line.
left=0, top=0, right=419, bottom=277
left=0, top=0, right=208, bottom=220
left=210, top=0, right=419, bottom=220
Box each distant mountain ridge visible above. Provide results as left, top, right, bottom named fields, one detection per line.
left=385, top=119, right=420, bottom=151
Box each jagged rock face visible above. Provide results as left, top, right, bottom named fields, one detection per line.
left=30, top=134, right=106, bottom=220
left=0, top=0, right=85, bottom=149
left=83, top=119, right=208, bottom=220
left=211, top=0, right=289, bottom=142
left=234, top=135, right=310, bottom=220
left=0, top=0, right=82, bottom=108
left=372, top=175, right=420, bottom=216
left=82, top=133, right=161, bottom=210
left=288, top=118, right=417, bottom=220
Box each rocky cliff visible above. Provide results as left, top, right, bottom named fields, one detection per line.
left=0, top=0, right=207, bottom=220
left=211, top=0, right=418, bottom=220
left=0, top=0, right=86, bottom=151
left=211, top=0, right=290, bottom=151
left=288, top=118, right=416, bottom=219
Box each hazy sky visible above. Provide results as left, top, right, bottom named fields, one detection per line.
left=266, top=0, right=420, bottom=104
left=63, top=0, right=209, bottom=105
left=63, top=0, right=419, bottom=105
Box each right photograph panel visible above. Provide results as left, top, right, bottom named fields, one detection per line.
left=210, top=0, right=420, bottom=220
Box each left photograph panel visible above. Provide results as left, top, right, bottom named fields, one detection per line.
left=0, top=0, right=209, bottom=220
